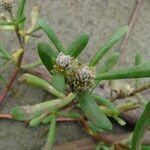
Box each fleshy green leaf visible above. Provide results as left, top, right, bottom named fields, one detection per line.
left=135, top=51, right=142, bottom=66
left=0, top=20, right=14, bottom=26
left=37, top=42, right=55, bottom=72
left=132, top=101, right=150, bottom=150
left=29, top=114, right=47, bottom=127
left=51, top=73, right=65, bottom=92
left=95, top=63, right=150, bottom=81
left=89, top=26, right=128, bottom=67
left=11, top=93, right=75, bottom=121
left=67, top=32, right=89, bottom=58
left=78, top=92, right=112, bottom=131
left=141, top=145, right=150, bottom=150
left=0, top=45, right=11, bottom=60
left=98, top=52, right=120, bottom=73
left=38, top=19, right=66, bottom=53
left=135, top=51, right=142, bottom=88
left=42, top=114, right=56, bottom=150
left=93, top=95, right=119, bottom=115
left=19, top=73, right=65, bottom=98
left=57, top=111, right=80, bottom=119
left=92, top=52, right=119, bottom=90
left=17, top=0, right=26, bottom=21
left=42, top=114, right=54, bottom=124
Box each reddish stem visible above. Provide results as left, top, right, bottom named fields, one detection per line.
left=0, top=25, right=25, bottom=103
left=57, top=117, right=77, bottom=122
left=0, top=114, right=13, bottom=119
left=0, top=68, right=19, bottom=103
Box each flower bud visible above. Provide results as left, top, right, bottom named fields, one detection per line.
left=56, top=52, right=72, bottom=69
left=1, top=0, right=12, bottom=11
left=78, top=66, right=94, bottom=82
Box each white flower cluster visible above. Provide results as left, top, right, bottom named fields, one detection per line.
left=56, top=52, right=72, bottom=69
left=55, top=52, right=95, bottom=92
left=78, top=66, right=94, bottom=82
left=1, top=0, right=12, bottom=11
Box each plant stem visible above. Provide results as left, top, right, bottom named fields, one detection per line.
left=0, top=20, right=25, bottom=103
left=0, top=114, right=13, bottom=119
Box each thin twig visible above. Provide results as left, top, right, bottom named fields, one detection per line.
left=118, top=0, right=144, bottom=64
left=0, top=22, right=25, bottom=103
left=0, top=114, right=13, bottom=119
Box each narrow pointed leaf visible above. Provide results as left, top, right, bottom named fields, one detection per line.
left=135, top=51, right=142, bottom=66
left=17, top=0, right=26, bottom=21
left=67, top=32, right=89, bottom=58
left=19, top=73, right=65, bottom=98
left=29, top=114, right=47, bottom=127
left=42, top=114, right=54, bottom=124
left=0, top=20, right=14, bottom=26
left=42, top=114, right=56, bottom=150
left=93, top=95, right=119, bottom=115
left=92, top=52, right=119, bottom=90
left=95, top=63, right=150, bottom=81
left=37, top=42, right=55, bottom=72
left=135, top=51, right=142, bottom=88
left=57, top=111, right=80, bottom=119
left=132, top=101, right=150, bottom=150
left=11, top=93, right=75, bottom=121
left=89, top=26, right=128, bottom=66
left=99, top=52, right=120, bottom=73
left=51, top=73, right=65, bottom=92
left=78, top=92, right=112, bottom=131
left=38, top=19, right=66, bottom=53
left=0, top=45, right=11, bottom=60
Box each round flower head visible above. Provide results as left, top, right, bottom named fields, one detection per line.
left=56, top=52, right=72, bottom=69
left=78, top=66, right=94, bottom=82
left=69, top=65, right=95, bottom=92
left=1, top=0, right=12, bottom=11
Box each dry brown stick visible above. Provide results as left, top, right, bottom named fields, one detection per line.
left=118, top=0, right=144, bottom=64
left=111, top=83, right=150, bottom=101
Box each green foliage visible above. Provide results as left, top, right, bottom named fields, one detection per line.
left=29, top=114, right=47, bottom=127
left=37, top=42, right=55, bottom=72
left=0, top=20, right=14, bottom=26
left=78, top=92, right=112, bottom=131
left=17, top=0, right=26, bottom=21
left=132, top=101, right=150, bottom=150
left=89, top=25, right=128, bottom=67
left=19, top=73, right=65, bottom=98
left=38, top=19, right=66, bottom=53
left=42, top=114, right=56, bottom=150
left=96, top=63, right=150, bottom=81
left=135, top=51, right=142, bottom=66
left=135, top=51, right=142, bottom=88
left=92, top=52, right=119, bottom=90
left=57, top=111, right=80, bottom=119
left=93, top=95, right=119, bottom=115
left=98, top=52, right=120, bottom=73
left=0, top=45, right=11, bottom=60
left=51, top=73, right=66, bottom=92
left=67, top=32, right=89, bottom=58
left=11, top=93, right=75, bottom=121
